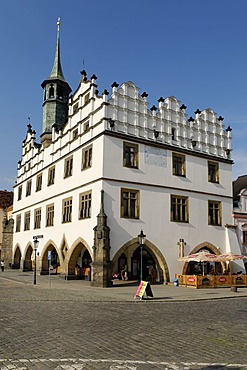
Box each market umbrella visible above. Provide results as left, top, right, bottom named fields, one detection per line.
left=217, top=252, right=246, bottom=261
left=178, top=251, right=221, bottom=275
left=178, top=251, right=221, bottom=263
left=217, top=252, right=246, bottom=274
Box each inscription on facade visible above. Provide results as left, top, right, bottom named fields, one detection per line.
left=144, top=146, right=167, bottom=167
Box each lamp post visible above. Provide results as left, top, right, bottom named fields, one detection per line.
left=138, top=230, right=146, bottom=281
left=33, top=237, right=39, bottom=285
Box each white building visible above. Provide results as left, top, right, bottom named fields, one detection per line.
left=12, top=21, right=243, bottom=285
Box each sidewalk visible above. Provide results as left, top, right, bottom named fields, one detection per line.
left=1, top=269, right=247, bottom=302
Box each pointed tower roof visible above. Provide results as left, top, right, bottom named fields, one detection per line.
left=48, top=18, right=65, bottom=81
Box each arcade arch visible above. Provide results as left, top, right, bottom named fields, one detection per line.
left=66, top=239, right=92, bottom=280
left=182, top=241, right=224, bottom=275
left=13, top=245, right=21, bottom=269
left=112, top=238, right=169, bottom=283
left=23, top=243, right=33, bottom=271
left=40, top=242, right=62, bottom=275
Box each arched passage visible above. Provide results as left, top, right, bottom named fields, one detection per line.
left=13, top=245, right=21, bottom=269
left=182, top=241, right=224, bottom=275
left=112, top=238, right=170, bottom=283
left=67, top=241, right=92, bottom=280
left=23, top=244, right=33, bottom=271
left=41, top=243, right=61, bottom=275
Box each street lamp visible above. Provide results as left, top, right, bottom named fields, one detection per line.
left=138, top=230, right=146, bottom=281
left=33, top=237, right=39, bottom=285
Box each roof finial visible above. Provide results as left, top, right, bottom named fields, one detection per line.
left=49, top=17, right=65, bottom=81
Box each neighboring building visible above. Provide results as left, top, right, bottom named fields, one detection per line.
left=233, top=175, right=247, bottom=271
left=12, top=20, right=243, bottom=286
left=0, top=190, right=13, bottom=260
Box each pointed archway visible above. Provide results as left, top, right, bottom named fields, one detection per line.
left=23, top=244, right=33, bottom=271
left=13, top=245, right=21, bottom=269
left=182, top=241, right=223, bottom=275
left=112, top=237, right=170, bottom=283
left=40, top=242, right=61, bottom=275
left=67, top=239, right=92, bottom=280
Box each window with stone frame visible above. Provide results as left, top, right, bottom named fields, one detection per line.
left=24, top=211, right=31, bottom=231
left=123, top=142, right=138, bottom=168
left=17, top=185, right=22, bottom=201
left=72, top=128, right=78, bottom=141
left=34, top=208, right=41, bottom=229
left=172, top=153, right=186, bottom=176
left=208, top=161, right=219, bottom=183
left=172, top=128, right=176, bottom=141
left=26, top=180, right=32, bottom=197
left=16, top=214, right=21, bottom=232
left=48, top=166, right=55, bottom=186
left=208, top=200, right=221, bottom=226
left=121, top=189, right=139, bottom=219
left=62, top=197, right=72, bottom=223
left=82, top=145, right=92, bottom=170
left=64, top=156, right=73, bottom=178
left=84, top=92, right=90, bottom=105
left=79, top=191, right=92, bottom=219
left=36, top=174, right=42, bottom=192
left=84, top=121, right=90, bottom=132
left=170, top=195, right=189, bottom=223
left=73, top=102, right=79, bottom=114
left=242, top=229, right=247, bottom=245
left=46, top=204, right=54, bottom=227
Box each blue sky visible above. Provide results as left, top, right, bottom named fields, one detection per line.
left=1, top=0, right=247, bottom=191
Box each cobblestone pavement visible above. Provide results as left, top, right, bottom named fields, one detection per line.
left=0, top=271, right=247, bottom=370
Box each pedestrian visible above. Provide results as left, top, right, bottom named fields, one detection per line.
left=1, top=260, right=5, bottom=272
left=121, top=265, right=126, bottom=280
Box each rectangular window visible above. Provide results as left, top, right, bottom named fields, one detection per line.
left=208, top=200, right=221, bottom=226
left=73, top=102, right=79, bottom=114
left=121, top=189, right=139, bottom=219
left=123, top=142, right=138, bottom=168
left=72, top=128, right=78, bottom=141
left=82, top=145, right=92, bottom=170
left=24, top=211, right=31, bottom=231
left=34, top=208, right=41, bottom=229
left=64, top=156, right=73, bottom=178
left=84, top=121, right=90, bottom=132
left=46, top=204, right=54, bottom=227
left=48, top=166, right=55, bottom=186
left=62, top=197, right=72, bottom=223
left=16, top=215, right=21, bottom=232
left=36, top=174, right=42, bottom=192
left=243, top=230, right=247, bottom=245
left=172, top=153, right=186, bottom=176
left=79, top=191, right=92, bottom=219
left=17, top=186, right=22, bottom=201
left=208, top=161, right=219, bottom=183
left=26, top=180, right=32, bottom=197
left=84, top=93, right=90, bottom=105
left=171, top=195, right=188, bottom=222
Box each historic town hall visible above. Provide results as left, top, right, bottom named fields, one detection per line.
left=10, top=20, right=243, bottom=286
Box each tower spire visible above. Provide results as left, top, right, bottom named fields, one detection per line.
left=49, top=17, right=65, bottom=81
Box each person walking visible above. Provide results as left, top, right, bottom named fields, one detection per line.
left=1, top=260, right=5, bottom=272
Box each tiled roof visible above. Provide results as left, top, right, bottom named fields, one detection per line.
left=0, top=191, right=13, bottom=209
